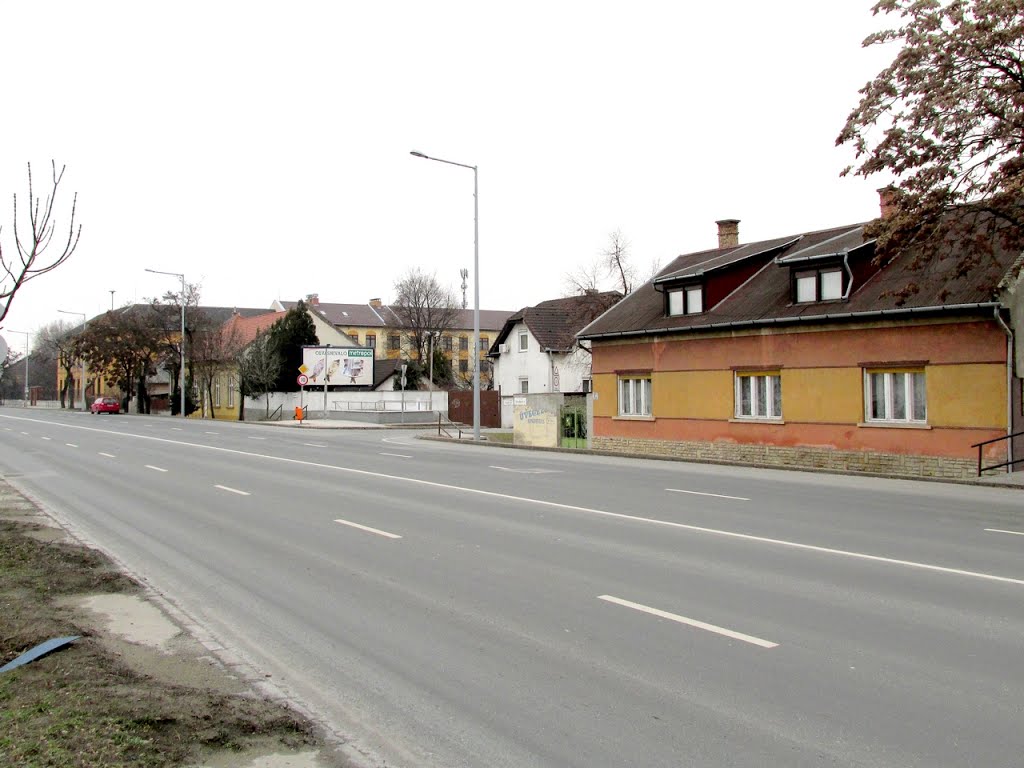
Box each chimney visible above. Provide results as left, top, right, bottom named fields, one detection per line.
left=305, top=293, right=319, bottom=306
left=878, top=186, right=898, bottom=219
left=369, top=297, right=382, bottom=308
left=716, top=219, right=740, bottom=249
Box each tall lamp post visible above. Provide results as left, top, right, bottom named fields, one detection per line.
left=410, top=150, right=480, bottom=441
left=7, top=330, right=30, bottom=406
left=57, top=310, right=87, bottom=411
left=145, top=268, right=186, bottom=418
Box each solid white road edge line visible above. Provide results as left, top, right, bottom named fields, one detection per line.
left=215, top=484, right=251, bottom=496
left=144, top=465, right=168, bottom=472
left=4, top=412, right=1023, bottom=588
left=985, top=528, right=1024, bottom=536
left=99, top=452, right=116, bottom=458
left=598, top=595, right=778, bottom=649
left=379, top=452, right=413, bottom=459
left=666, top=487, right=750, bottom=501
left=334, top=518, right=402, bottom=539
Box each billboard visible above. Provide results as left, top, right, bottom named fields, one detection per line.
left=301, top=347, right=374, bottom=387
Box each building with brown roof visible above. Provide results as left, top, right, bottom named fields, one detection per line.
left=271, top=294, right=513, bottom=386
left=488, top=290, right=622, bottom=427
left=578, top=199, right=1024, bottom=479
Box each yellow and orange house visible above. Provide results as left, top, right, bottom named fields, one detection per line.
left=579, top=207, right=1023, bottom=480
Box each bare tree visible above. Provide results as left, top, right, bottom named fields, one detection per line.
left=0, top=161, right=81, bottom=326
left=237, top=332, right=282, bottom=419
left=564, top=230, right=659, bottom=297
left=36, top=319, right=78, bottom=408
left=391, top=268, right=461, bottom=362
left=191, top=314, right=244, bottom=418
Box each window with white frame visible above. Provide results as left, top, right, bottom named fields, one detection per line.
left=227, top=375, right=235, bottom=408
left=215, top=377, right=222, bottom=408
left=518, top=331, right=528, bottom=351
left=735, top=372, right=782, bottom=419
left=519, top=377, right=529, bottom=394
left=865, top=370, right=926, bottom=423
left=794, top=267, right=843, bottom=303
left=618, top=376, right=652, bottom=417
left=668, top=285, right=703, bottom=316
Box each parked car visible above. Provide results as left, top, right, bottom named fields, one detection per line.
left=90, top=397, right=121, bottom=414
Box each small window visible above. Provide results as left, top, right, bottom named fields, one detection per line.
left=581, top=377, right=592, bottom=393
left=866, top=370, right=926, bottom=423
left=618, top=376, right=652, bottom=416
left=366, top=333, right=376, bottom=348
left=349, top=331, right=359, bottom=344
left=227, top=376, right=235, bottom=408
left=214, top=377, right=222, bottom=408
left=459, top=359, right=468, bottom=374
left=735, top=372, right=782, bottom=420
left=479, top=335, right=489, bottom=351
left=794, top=267, right=844, bottom=303
left=443, top=335, right=453, bottom=351
left=519, top=331, right=528, bottom=351
left=388, top=334, right=401, bottom=351
left=460, top=335, right=469, bottom=351
left=519, top=377, right=529, bottom=394
left=668, top=285, right=703, bottom=316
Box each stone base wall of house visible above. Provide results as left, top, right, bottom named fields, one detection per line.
left=591, top=436, right=978, bottom=480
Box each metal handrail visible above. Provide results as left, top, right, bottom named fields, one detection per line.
left=971, top=430, right=1024, bottom=475
left=268, top=404, right=283, bottom=422
left=438, top=412, right=463, bottom=439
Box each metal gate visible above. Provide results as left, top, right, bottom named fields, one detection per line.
left=560, top=396, right=587, bottom=449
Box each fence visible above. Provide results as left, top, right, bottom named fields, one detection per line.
left=243, top=390, right=449, bottom=420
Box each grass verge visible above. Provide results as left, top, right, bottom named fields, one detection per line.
left=0, top=499, right=320, bottom=767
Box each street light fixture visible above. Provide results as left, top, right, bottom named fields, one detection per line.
left=145, top=268, right=186, bottom=418
left=7, top=330, right=30, bottom=406
left=57, top=310, right=88, bottom=412
left=410, top=150, right=481, bottom=441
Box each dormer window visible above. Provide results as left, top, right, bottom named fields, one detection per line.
left=794, top=267, right=843, bottom=303
left=668, top=285, right=703, bottom=316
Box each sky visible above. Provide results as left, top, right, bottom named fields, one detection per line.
left=0, top=0, right=898, bottom=352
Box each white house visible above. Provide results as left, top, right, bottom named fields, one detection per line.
left=487, top=291, right=622, bottom=427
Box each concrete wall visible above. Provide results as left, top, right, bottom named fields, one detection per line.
left=243, top=389, right=448, bottom=420
left=512, top=392, right=564, bottom=447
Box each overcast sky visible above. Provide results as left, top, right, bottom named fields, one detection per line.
left=1, top=1, right=897, bottom=349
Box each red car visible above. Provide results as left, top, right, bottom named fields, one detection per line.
left=90, top=396, right=121, bottom=414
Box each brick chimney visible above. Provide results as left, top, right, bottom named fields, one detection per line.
left=878, top=187, right=898, bottom=219
left=716, top=219, right=740, bottom=249
left=369, top=297, right=382, bottom=308
left=305, top=293, right=319, bottom=306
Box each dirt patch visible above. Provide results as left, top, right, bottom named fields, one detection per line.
left=0, top=481, right=346, bottom=768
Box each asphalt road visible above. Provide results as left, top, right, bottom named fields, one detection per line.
left=2, top=406, right=1023, bottom=767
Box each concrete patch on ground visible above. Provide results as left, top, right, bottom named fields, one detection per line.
left=188, top=742, right=332, bottom=767
left=79, top=592, right=182, bottom=649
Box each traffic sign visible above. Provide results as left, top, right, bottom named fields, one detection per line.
left=297, top=374, right=308, bottom=386
left=298, top=363, right=308, bottom=374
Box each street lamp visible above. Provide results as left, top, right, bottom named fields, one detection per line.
left=410, top=150, right=481, bottom=441
left=57, top=310, right=87, bottom=412
left=145, top=268, right=186, bottom=418
left=7, top=330, right=30, bottom=406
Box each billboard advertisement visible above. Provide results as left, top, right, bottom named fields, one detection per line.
left=300, top=347, right=374, bottom=387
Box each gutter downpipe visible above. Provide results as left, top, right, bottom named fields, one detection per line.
left=994, top=306, right=1014, bottom=473
left=841, top=252, right=854, bottom=300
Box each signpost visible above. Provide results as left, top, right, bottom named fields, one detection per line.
left=297, top=373, right=308, bottom=422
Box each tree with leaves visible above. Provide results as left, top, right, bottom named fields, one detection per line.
left=391, top=268, right=461, bottom=362
left=267, top=300, right=318, bottom=392
left=837, top=0, right=1024, bottom=274
left=0, top=161, right=81, bottom=327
